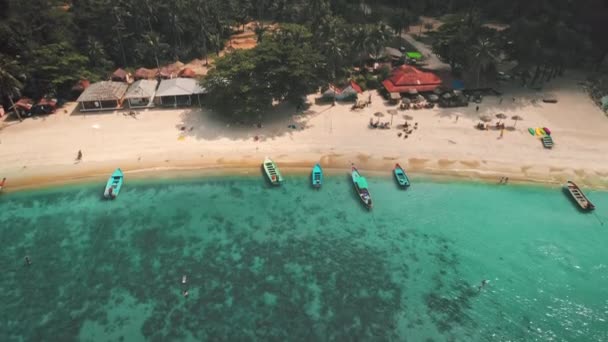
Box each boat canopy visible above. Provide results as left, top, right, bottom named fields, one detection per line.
left=355, top=176, right=369, bottom=189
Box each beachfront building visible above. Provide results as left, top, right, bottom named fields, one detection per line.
left=154, top=78, right=206, bottom=107
left=382, top=65, right=442, bottom=96
left=76, top=81, right=128, bottom=112
left=124, top=80, right=158, bottom=108
left=322, top=80, right=363, bottom=101
left=134, top=67, right=158, bottom=80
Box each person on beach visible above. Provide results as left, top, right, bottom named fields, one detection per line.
left=76, top=150, right=82, bottom=161
left=500, top=128, right=504, bottom=139
left=476, top=105, right=479, bottom=112
left=504, top=177, right=509, bottom=184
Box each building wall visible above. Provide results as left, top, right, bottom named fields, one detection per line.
left=80, top=100, right=120, bottom=111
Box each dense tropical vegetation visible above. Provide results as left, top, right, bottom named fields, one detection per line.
left=0, top=0, right=607, bottom=115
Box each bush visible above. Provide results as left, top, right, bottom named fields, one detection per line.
left=365, top=75, right=380, bottom=89
left=355, top=75, right=368, bottom=91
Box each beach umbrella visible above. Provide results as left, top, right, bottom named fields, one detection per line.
left=495, top=113, right=507, bottom=119
left=427, top=94, right=439, bottom=102
left=433, top=87, right=443, bottom=95
left=403, top=114, right=414, bottom=121
left=408, top=89, right=418, bottom=95
left=511, top=115, right=523, bottom=127
left=374, top=112, right=384, bottom=117
left=479, top=115, right=492, bottom=122
left=442, top=92, right=453, bottom=99
left=387, top=109, right=398, bottom=125
left=401, top=98, right=411, bottom=105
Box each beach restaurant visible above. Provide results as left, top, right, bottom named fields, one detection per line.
left=154, top=78, right=206, bottom=107
left=382, top=65, right=442, bottom=96
left=124, top=79, right=158, bottom=108
left=76, top=81, right=128, bottom=112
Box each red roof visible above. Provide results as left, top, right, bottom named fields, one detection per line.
left=178, top=68, right=196, bottom=78
left=13, top=98, right=33, bottom=111
left=382, top=65, right=442, bottom=93
left=134, top=68, right=158, bottom=80
left=111, top=68, right=128, bottom=81
left=349, top=80, right=363, bottom=93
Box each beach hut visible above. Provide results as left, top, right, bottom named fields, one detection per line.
left=124, top=80, right=159, bottom=108
left=382, top=65, right=442, bottom=94
left=154, top=78, right=207, bottom=107
left=76, top=81, right=128, bottom=111
left=322, top=81, right=363, bottom=101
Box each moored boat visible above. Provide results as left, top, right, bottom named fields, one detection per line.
left=393, top=163, right=410, bottom=188
left=263, top=157, right=283, bottom=186
left=103, top=168, right=124, bottom=199
left=351, top=166, right=372, bottom=209
left=564, top=181, right=595, bottom=211
left=311, top=163, right=323, bottom=188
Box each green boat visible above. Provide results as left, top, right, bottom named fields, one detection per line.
left=542, top=135, right=554, bottom=149
left=311, top=163, right=323, bottom=189
left=351, top=166, right=372, bottom=209
left=103, top=168, right=124, bottom=199
left=393, top=163, right=410, bottom=188
left=263, top=157, right=283, bottom=186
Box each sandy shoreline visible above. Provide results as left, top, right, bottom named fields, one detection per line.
left=2, top=72, right=608, bottom=193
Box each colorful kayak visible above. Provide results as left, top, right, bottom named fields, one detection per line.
left=351, top=166, right=372, bottom=209
left=263, top=157, right=283, bottom=186
left=103, top=168, right=124, bottom=199
left=543, top=127, right=551, bottom=135
left=528, top=128, right=535, bottom=136
left=535, top=128, right=545, bottom=136
left=311, top=163, right=323, bottom=188
left=393, top=163, right=410, bottom=188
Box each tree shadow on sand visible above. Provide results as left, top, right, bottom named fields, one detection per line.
left=176, top=102, right=318, bottom=141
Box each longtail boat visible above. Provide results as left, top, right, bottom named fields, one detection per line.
left=311, top=163, right=323, bottom=188
left=351, top=166, right=372, bottom=209
left=263, top=157, right=283, bottom=186
left=103, top=168, right=124, bottom=199
left=0, top=177, right=6, bottom=193
left=564, top=181, right=595, bottom=211
left=393, top=163, right=410, bottom=189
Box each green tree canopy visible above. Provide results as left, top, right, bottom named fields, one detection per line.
left=204, top=24, right=325, bottom=118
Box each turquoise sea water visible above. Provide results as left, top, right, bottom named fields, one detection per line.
left=1, top=175, right=607, bottom=341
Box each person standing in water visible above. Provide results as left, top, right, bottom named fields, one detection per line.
left=478, top=279, right=489, bottom=291
left=24, top=256, right=32, bottom=266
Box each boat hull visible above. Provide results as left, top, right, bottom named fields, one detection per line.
left=311, top=164, right=323, bottom=188
left=393, top=164, right=410, bottom=188
left=351, top=167, right=372, bottom=209
left=103, top=168, right=124, bottom=199
left=563, top=181, right=595, bottom=211
left=263, top=158, right=283, bottom=186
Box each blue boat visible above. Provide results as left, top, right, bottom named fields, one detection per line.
left=393, top=163, right=410, bottom=188
left=311, top=163, right=323, bottom=188
left=351, top=166, right=372, bottom=209
left=103, top=168, right=124, bottom=199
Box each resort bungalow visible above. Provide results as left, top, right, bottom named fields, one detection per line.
left=124, top=79, right=158, bottom=108
left=322, top=80, right=363, bottom=101
left=382, top=65, right=442, bottom=97
left=154, top=78, right=206, bottom=107
left=76, top=81, right=128, bottom=112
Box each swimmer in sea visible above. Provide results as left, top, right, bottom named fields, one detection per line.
left=478, top=279, right=489, bottom=291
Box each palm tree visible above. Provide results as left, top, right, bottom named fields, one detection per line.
left=0, top=56, right=24, bottom=121
left=322, top=38, right=345, bottom=80
left=470, top=37, right=498, bottom=87
left=349, top=25, right=371, bottom=67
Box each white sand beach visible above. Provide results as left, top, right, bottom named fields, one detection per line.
left=1, top=73, right=608, bottom=191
